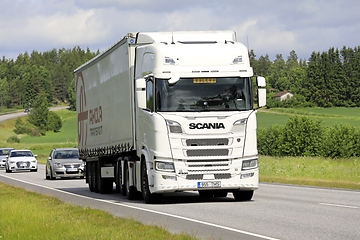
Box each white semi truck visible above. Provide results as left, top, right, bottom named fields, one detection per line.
left=75, top=31, right=266, bottom=203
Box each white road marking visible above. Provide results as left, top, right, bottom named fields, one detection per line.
left=319, top=202, right=359, bottom=209
left=1, top=173, right=278, bottom=240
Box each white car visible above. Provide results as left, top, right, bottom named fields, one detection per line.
left=5, top=150, right=38, bottom=173
left=0, top=148, right=14, bottom=168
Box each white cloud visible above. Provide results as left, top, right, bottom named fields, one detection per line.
left=1, top=0, right=360, bottom=61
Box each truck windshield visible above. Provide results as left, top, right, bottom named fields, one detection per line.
left=155, top=77, right=252, bottom=112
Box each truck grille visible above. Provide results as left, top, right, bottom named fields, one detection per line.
left=186, top=138, right=229, bottom=146
left=186, top=159, right=230, bottom=172
left=186, top=149, right=228, bottom=157
left=186, top=173, right=231, bottom=180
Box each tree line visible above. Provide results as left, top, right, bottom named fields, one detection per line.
left=1, top=45, right=359, bottom=110
left=0, top=47, right=99, bottom=109
left=250, top=46, right=360, bottom=108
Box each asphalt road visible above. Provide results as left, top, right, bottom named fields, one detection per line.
left=0, top=106, right=69, bottom=123
left=1, top=165, right=359, bottom=240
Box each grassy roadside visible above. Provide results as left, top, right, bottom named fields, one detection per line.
left=259, top=155, right=360, bottom=190
left=1, top=107, right=360, bottom=189
left=1, top=107, right=360, bottom=238
left=0, top=108, right=77, bottom=164
left=0, top=182, right=196, bottom=240
left=258, top=107, right=360, bottom=129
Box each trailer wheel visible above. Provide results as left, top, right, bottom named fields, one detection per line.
left=87, top=162, right=94, bottom=192
left=233, top=190, right=254, bottom=201
left=116, top=161, right=126, bottom=196
left=141, top=160, right=162, bottom=204
left=124, top=161, right=136, bottom=200
left=97, top=161, right=113, bottom=194
left=91, top=162, right=97, bottom=192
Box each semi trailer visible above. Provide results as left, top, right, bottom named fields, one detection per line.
left=75, top=31, right=266, bottom=203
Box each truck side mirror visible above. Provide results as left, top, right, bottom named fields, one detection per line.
left=257, top=76, right=266, bottom=108
left=257, top=76, right=266, bottom=87
left=136, top=78, right=147, bottom=109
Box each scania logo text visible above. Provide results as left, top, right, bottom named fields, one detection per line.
left=189, top=123, right=225, bottom=129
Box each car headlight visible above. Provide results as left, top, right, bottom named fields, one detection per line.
left=242, top=159, right=258, bottom=170
left=31, top=160, right=37, bottom=163
left=155, top=161, right=175, bottom=172
left=54, top=162, right=63, bottom=168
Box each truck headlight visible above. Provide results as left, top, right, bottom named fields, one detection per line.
left=233, top=118, right=247, bottom=125
left=233, top=118, right=247, bottom=132
left=242, top=159, right=258, bottom=170
left=155, top=161, right=175, bottom=172
left=166, top=120, right=182, bottom=134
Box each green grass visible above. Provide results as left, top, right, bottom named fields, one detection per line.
left=258, top=107, right=360, bottom=128
left=21, top=111, right=78, bottom=144
left=257, top=107, right=360, bottom=189
left=1, top=107, right=360, bottom=238
left=0, top=182, right=196, bottom=240
left=259, top=155, right=360, bottom=189
left=0, top=109, right=78, bottom=163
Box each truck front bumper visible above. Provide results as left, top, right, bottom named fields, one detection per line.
left=150, top=168, right=258, bottom=194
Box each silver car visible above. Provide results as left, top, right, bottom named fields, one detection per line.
left=5, top=149, right=38, bottom=172
left=0, top=148, right=14, bottom=168
left=46, top=148, right=84, bottom=180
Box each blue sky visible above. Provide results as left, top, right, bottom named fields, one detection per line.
left=1, top=0, right=359, bottom=61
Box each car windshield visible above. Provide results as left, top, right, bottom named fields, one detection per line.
left=54, top=150, right=79, bottom=159
left=10, top=151, right=33, bottom=157
left=155, top=77, right=252, bottom=112
left=0, top=149, right=13, bottom=155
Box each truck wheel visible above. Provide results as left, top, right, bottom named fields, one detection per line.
left=141, top=160, right=162, bottom=204
left=97, top=161, right=113, bottom=194
left=124, top=161, right=136, bottom=200
left=233, top=190, right=254, bottom=201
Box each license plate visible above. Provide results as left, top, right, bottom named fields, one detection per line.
left=20, top=163, right=27, bottom=167
left=197, top=181, right=221, bottom=188
left=66, top=168, right=78, bottom=172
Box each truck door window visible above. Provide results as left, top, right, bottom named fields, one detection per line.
left=146, top=79, right=154, bottom=111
